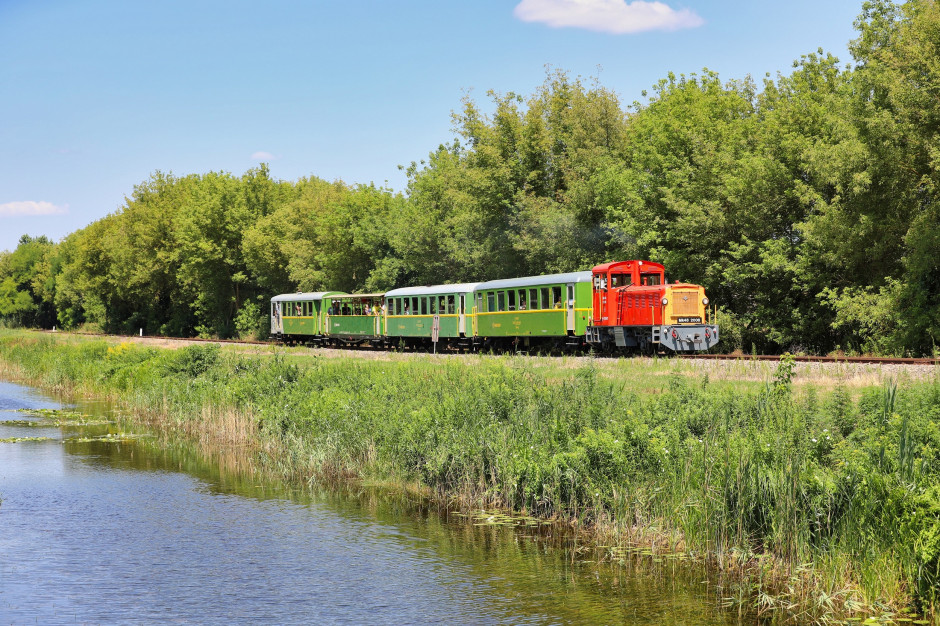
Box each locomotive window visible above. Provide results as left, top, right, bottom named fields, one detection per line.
left=610, top=274, right=631, bottom=288
left=508, top=291, right=516, bottom=311
left=641, top=274, right=661, bottom=286
left=497, top=292, right=506, bottom=312
left=447, top=295, right=455, bottom=314
left=551, top=287, right=562, bottom=309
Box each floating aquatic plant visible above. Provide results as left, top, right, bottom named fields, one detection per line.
left=0, top=436, right=54, bottom=443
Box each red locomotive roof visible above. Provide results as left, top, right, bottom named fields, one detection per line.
left=591, top=260, right=665, bottom=274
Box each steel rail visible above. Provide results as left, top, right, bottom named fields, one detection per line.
left=680, top=353, right=940, bottom=366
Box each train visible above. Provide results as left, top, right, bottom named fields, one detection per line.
left=270, top=260, right=719, bottom=353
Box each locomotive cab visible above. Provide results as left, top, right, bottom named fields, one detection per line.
left=586, top=260, right=719, bottom=352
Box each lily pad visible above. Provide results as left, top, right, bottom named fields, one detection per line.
left=0, top=436, right=54, bottom=443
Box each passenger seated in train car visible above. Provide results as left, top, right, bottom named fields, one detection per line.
left=403, top=304, right=411, bottom=315
left=342, top=304, right=351, bottom=315
left=518, top=297, right=526, bottom=310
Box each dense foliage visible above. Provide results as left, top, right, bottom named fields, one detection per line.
left=2, top=0, right=937, bottom=354
left=3, top=332, right=940, bottom=617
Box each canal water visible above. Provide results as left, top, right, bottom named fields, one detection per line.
left=0, top=379, right=756, bottom=624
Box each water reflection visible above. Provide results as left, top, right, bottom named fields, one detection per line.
left=0, top=379, right=759, bottom=624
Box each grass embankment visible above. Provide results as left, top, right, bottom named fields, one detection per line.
left=2, top=330, right=939, bottom=621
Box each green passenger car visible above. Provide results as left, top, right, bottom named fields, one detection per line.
left=271, top=291, right=346, bottom=341
left=323, top=293, right=385, bottom=344
left=384, top=283, right=480, bottom=348
left=472, top=271, right=593, bottom=346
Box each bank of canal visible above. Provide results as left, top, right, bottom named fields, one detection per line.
left=1, top=379, right=754, bottom=624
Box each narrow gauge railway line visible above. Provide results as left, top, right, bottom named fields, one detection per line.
left=40, top=330, right=940, bottom=367
left=680, top=353, right=940, bottom=366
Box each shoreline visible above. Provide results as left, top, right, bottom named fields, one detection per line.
left=1, top=329, right=936, bottom=622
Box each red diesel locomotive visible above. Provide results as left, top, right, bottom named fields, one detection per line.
left=585, top=260, right=719, bottom=352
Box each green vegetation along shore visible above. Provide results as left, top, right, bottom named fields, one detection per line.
left=2, top=329, right=939, bottom=621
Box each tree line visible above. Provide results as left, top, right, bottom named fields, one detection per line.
left=1, top=0, right=937, bottom=355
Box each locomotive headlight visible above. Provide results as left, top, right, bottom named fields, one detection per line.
left=661, top=297, right=668, bottom=306
left=702, top=297, right=709, bottom=305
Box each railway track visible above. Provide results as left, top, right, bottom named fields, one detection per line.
left=679, top=353, right=940, bottom=366
left=42, top=330, right=940, bottom=366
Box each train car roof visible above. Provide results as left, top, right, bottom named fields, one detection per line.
left=385, top=283, right=482, bottom=297
left=474, top=271, right=592, bottom=291
left=327, top=292, right=385, bottom=300
left=271, top=291, right=345, bottom=302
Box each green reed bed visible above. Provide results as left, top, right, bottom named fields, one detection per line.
left=1, top=331, right=939, bottom=621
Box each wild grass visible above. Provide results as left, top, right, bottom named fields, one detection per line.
left=1, top=330, right=939, bottom=621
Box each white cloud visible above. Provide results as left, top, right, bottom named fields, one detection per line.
left=251, top=151, right=275, bottom=161
left=514, top=0, right=704, bottom=34
left=0, top=201, right=68, bottom=217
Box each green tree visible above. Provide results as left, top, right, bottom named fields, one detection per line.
left=0, top=235, right=58, bottom=327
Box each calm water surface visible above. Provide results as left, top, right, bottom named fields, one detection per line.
left=0, top=380, right=756, bottom=624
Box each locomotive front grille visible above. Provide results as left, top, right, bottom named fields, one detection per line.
left=671, top=290, right=700, bottom=317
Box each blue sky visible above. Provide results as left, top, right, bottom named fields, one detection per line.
left=1, top=0, right=864, bottom=253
